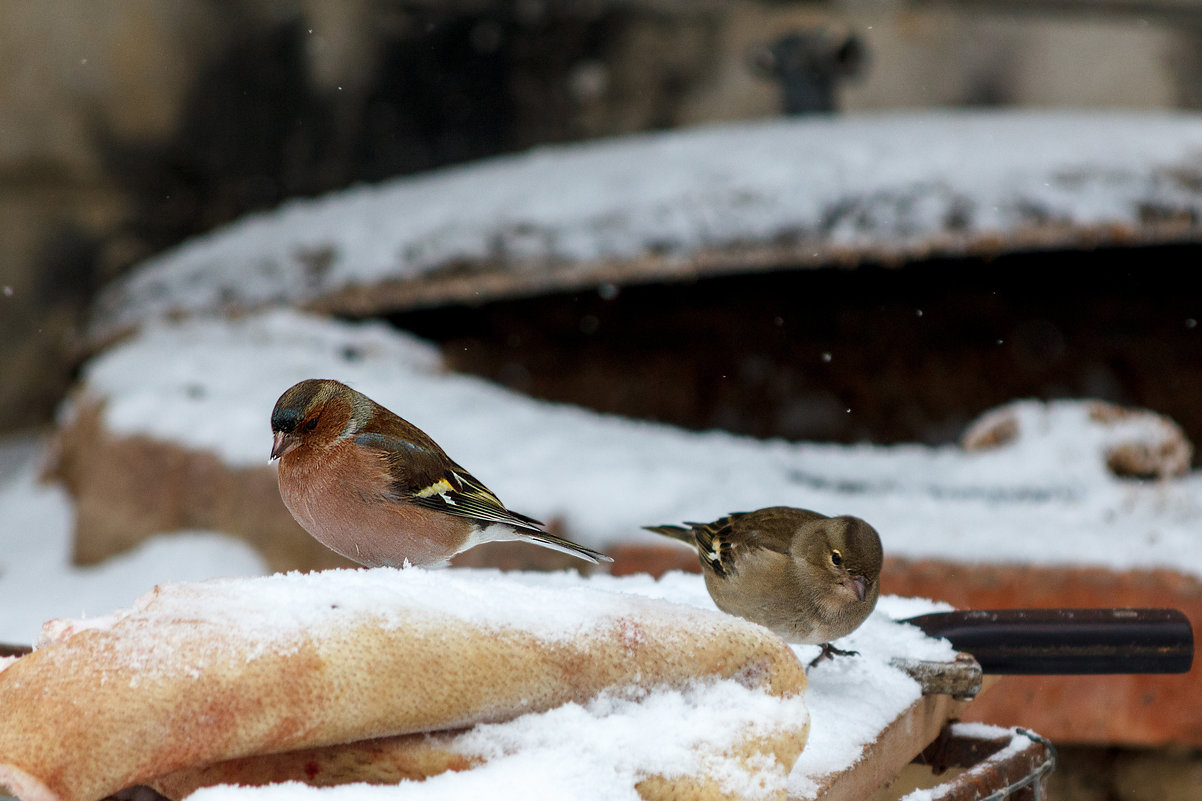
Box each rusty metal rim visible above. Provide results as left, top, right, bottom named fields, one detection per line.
left=910, top=724, right=1057, bottom=801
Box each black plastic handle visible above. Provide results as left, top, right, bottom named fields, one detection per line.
left=900, top=608, right=1194, bottom=675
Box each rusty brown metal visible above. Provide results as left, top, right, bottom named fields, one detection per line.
left=912, top=724, right=1056, bottom=800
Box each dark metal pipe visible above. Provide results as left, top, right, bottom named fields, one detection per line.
left=901, top=608, right=1194, bottom=675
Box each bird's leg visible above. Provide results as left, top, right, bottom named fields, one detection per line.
left=807, top=642, right=860, bottom=669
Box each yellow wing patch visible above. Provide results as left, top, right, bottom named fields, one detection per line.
left=415, top=478, right=456, bottom=498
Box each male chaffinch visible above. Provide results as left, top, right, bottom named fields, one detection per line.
left=270, top=378, right=610, bottom=567
left=645, top=506, right=882, bottom=666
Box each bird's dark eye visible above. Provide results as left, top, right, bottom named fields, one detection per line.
left=831, top=549, right=843, bottom=566
left=304, top=417, right=319, bottom=432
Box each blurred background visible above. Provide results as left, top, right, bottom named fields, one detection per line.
left=2, top=3, right=1202, bottom=798
left=3, top=0, right=1202, bottom=450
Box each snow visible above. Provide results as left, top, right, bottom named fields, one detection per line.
left=70, top=308, right=1202, bottom=578
left=184, top=681, right=806, bottom=801
left=0, top=434, right=267, bottom=646
left=897, top=723, right=1048, bottom=801
left=0, top=436, right=954, bottom=799
left=789, top=656, right=920, bottom=798
left=940, top=721, right=1013, bottom=741
left=30, top=566, right=772, bottom=675
left=88, top=111, right=1202, bottom=341
left=6, top=109, right=1195, bottom=801
left=782, top=592, right=957, bottom=799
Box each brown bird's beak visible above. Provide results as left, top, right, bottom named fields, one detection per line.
left=270, top=430, right=300, bottom=461
left=848, top=575, right=870, bottom=603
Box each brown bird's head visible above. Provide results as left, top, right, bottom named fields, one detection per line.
left=270, top=379, right=367, bottom=460
left=796, top=514, right=883, bottom=607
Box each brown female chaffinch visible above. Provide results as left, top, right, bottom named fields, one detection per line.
left=645, top=506, right=882, bottom=666
left=270, top=379, right=610, bottom=567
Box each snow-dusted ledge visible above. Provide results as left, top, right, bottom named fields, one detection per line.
left=0, top=563, right=957, bottom=801
left=89, top=111, right=1202, bottom=344
left=61, top=309, right=1202, bottom=579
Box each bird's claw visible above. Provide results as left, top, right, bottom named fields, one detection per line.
left=807, top=642, right=859, bottom=669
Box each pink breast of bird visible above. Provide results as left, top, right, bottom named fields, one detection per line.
left=275, top=440, right=468, bottom=567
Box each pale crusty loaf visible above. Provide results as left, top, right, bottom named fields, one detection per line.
left=0, top=569, right=807, bottom=801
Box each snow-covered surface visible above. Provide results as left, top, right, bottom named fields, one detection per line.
left=71, top=309, right=1202, bottom=578
left=89, top=111, right=1202, bottom=341
left=172, top=583, right=951, bottom=801
left=32, top=567, right=772, bottom=666
left=180, top=679, right=807, bottom=801
left=0, top=435, right=267, bottom=646
left=898, top=722, right=1049, bottom=801
left=0, top=436, right=953, bottom=799
left=9, top=108, right=1198, bottom=801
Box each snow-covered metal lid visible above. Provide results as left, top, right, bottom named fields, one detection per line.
left=88, top=110, right=1202, bottom=346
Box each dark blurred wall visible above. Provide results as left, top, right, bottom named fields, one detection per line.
left=2, top=0, right=1198, bottom=434
left=0, top=0, right=732, bottom=430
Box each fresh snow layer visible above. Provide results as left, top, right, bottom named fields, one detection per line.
left=167, top=584, right=944, bottom=801
left=0, top=479, right=951, bottom=801
left=90, top=111, right=1202, bottom=340
left=71, top=308, right=1202, bottom=578
left=31, top=566, right=768, bottom=673
left=0, top=434, right=267, bottom=645
left=898, top=723, right=1047, bottom=801
left=0, top=443, right=954, bottom=801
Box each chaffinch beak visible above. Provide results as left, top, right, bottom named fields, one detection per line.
left=847, top=575, right=870, bottom=603
left=271, top=430, right=301, bottom=461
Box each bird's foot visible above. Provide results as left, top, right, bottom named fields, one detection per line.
left=807, top=642, right=859, bottom=669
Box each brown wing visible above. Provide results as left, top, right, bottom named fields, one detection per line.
left=353, top=431, right=545, bottom=535
left=696, top=507, right=830, bottom=577
left=645, top=514, right=746, bottom=578
left=356, top=427, right=610, bottom=564
left=727, top=506, right=828, bottom=555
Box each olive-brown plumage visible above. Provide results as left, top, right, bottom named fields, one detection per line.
left=645, top=506, right=882, bottom=665
left=270, top=378, right=610, bottom=567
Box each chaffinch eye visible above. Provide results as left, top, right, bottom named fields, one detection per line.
left=830, top=549, right=843, bottom=566
left=304, top=417, right=319, bottom=432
